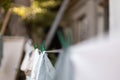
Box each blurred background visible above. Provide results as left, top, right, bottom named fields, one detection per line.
left=0, top=0, right=109, bottom=80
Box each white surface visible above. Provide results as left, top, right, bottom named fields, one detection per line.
left=110, top=0, right=120, bottom=35
left=0, top=37, right=25, bottom=80
left=70, top=35, right=120, bottom=80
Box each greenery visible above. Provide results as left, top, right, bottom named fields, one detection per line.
left=12, top=0, right=62, bottom=27
left=0, top=0, right=62, bottom=27
left=0, top=0, right=61, bottom=74
left=0, top=0, right=13, bottom=12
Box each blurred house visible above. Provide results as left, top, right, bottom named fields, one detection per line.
left=61, top=0, right=109, bottom=43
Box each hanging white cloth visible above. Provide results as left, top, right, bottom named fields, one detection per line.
left=26, top=49, right=39, bottom=80
left=53, top=30, right=120, bottom=80
left=21, top=39, right=34, bottom=71
left=53, top=50, right=73, bottom=80
left=36, top=52, right=55, bottom=80
left=71, top=41, right=120, bottom=80
left=69, top=33, right=120, bottom=80
left=25, top=50, right=55, bottom=80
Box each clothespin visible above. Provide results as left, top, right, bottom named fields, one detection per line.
left=57, top=30, right=72, bottom=49
left=40, top=42, right=46, bottom=53
left=34, top=44, right=39, bottom=49
left=57, top=31, right=67, bottom=48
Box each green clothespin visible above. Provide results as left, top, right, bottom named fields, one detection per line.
left=34, top=44, right=39, bottom=49
left=42, top=42, right=46, bottom=51
left=57, top=31, right=67, bottom=49
left=40, top=44, right=43, bottom=52
left=40, top=42, right=46, bottom=53
left=57, top=30, right=72, bottom=49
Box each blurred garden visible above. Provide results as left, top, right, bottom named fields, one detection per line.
left=0, top=0, right=62, bottom=45
left=0, top=1, right=63, bottom=80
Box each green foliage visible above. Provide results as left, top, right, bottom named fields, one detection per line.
left=33, top=0, right=61, bottom=9
left=12, top=0, right=62, bottom=27
left=0, top=0, right=13, bottom=12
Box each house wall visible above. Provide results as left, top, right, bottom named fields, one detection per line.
left=62, top=0, right=107, bottom=44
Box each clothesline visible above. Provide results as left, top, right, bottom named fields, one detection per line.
left=38, top=49, right=63, bottom=53
left=45, top=49, right=62, bottom=53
